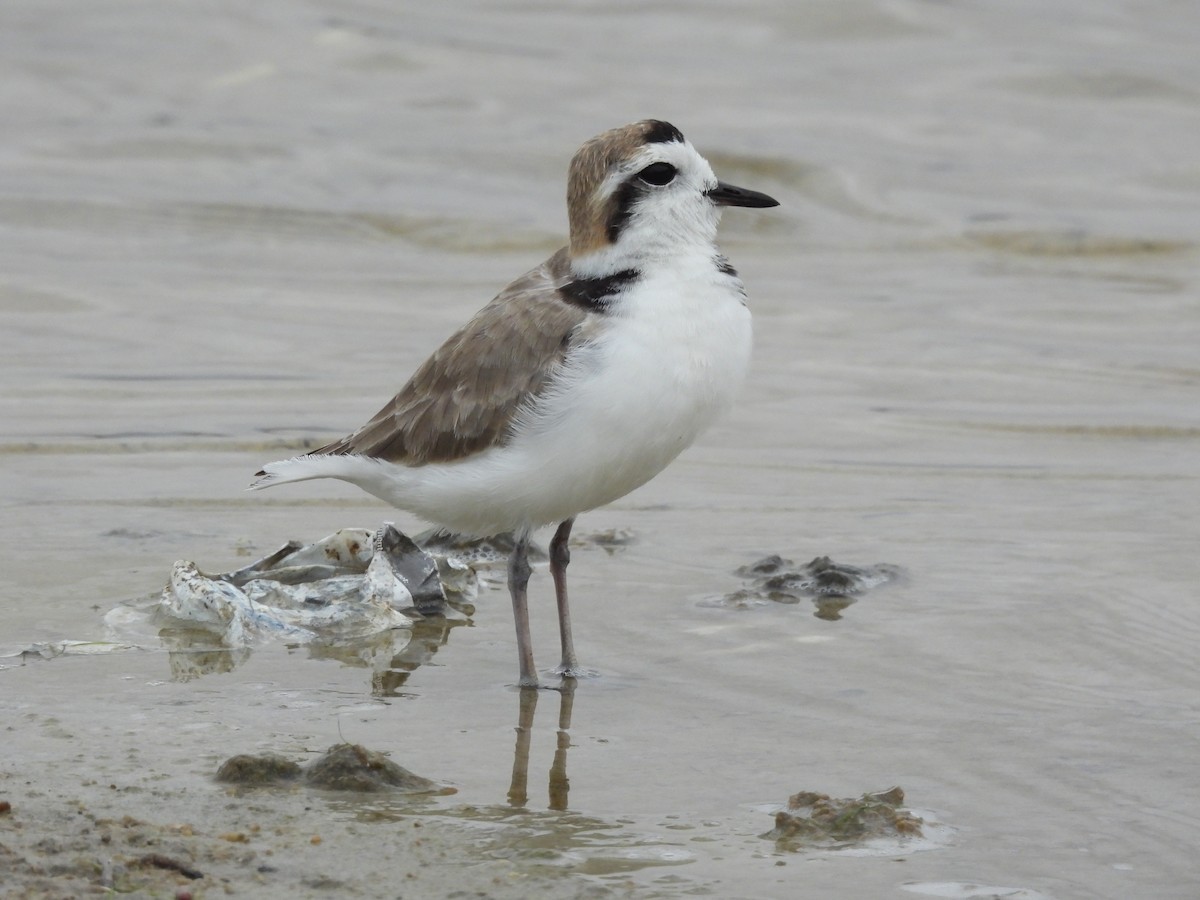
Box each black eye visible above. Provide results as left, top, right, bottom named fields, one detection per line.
left=637, top=162, right=677, bottom=186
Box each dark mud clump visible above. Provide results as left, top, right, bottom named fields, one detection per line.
left=572, top=527, right=637, bottom=554
left=304, top=743, right=444, bottom=793
left=216, top=744, right=452, bottom=795
left=416, top=529, right=545, bottom=567
left=719, top=555, right=903, bottom=619
left=215, top=753, right=303, bottom=785
left=764, top=786, right=923, bottom=848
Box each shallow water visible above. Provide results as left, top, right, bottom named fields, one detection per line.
left=2, top=1, right=1199, bottom=898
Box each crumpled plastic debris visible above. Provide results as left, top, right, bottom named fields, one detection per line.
left=155, top=523, right=477, bottom=648
left=4, top=640, right=141, bottom=662
left=14, top=524, right=637, bottom=685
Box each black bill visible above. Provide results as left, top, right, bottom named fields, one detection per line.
left=707, top=181, right=780, bottom=208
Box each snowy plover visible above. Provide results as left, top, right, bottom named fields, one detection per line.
left=252, top=120, right=778, bottom=686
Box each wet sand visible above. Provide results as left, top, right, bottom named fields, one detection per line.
left=3, top=2, right=1199, bottom=898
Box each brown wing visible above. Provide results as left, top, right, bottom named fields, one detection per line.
left=313, top=248, right=586, bottom=466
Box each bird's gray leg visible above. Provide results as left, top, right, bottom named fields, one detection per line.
left=508, top=532, right=538, bottom=687
left=549, top=517, right=580, bottom=677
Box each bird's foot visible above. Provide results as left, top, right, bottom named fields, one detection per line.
left=552, top=663, right=599, bottom=680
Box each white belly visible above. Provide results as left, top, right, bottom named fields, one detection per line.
left=389, top=273, right=753, bottom=535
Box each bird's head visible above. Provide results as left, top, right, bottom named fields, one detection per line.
left=566, top=119, right=778, bottom=276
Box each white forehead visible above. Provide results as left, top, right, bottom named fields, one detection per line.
left=595, top=139, right=717, bottom=200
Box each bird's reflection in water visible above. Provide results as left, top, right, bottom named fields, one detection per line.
left=368, top=613, right=576, bottom=811
left=508, top=682, right=575, bottom=811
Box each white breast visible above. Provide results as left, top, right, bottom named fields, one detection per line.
left=390, top=257, right=753, bottom=536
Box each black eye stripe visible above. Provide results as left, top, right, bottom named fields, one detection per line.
left=607, top=162, right=679, bottom=242
left=637, top=162, right=677, bottom=186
